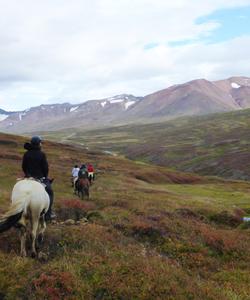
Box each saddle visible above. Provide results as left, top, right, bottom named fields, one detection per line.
left=17, top=177, right=47, bottom=188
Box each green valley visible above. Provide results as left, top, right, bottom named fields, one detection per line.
left=42, top=108, right=250, bottom=180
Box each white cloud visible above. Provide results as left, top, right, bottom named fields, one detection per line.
left=0, top=0, right=250, bottom=110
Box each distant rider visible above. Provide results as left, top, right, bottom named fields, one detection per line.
left=78, top=164, right=89, bottom=179
left=87, top=163, right=95, bottom=183
left=71, top=164, right=80, bottom=189
left=22, top=136, right=55, bottom=221
left=75, top=164, right=89, bottom=192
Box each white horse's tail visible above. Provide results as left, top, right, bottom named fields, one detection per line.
left=0, top=200, right=24, bottom=233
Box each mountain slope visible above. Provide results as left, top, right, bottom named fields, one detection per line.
left=1, top=76, right=250, bottom=133
left=125, top=78, right=242, bottom=120
left=212, top=76, right=250, bottom=108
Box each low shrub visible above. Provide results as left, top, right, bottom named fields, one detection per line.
left=56, top=199, right=96, bottom=221
left=175, top=208, right=203, bottom=220
left=233, top=208, right=245, bottom=219
left=209, top=211, right=242, bottom=227
left=199, top=225, right=239, bottom=256
left=130, top=221, right=165, bottom=245
left=238, top=221, right=250, bottom=229
left=31, top=271, right=77, bottom=300
left=87, top=211, right=103, bottom=222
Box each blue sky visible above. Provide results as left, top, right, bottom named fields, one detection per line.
left=168, top=6, right=250, bottom=47
left=0, top=1, right=250, bottom=111
left=197, top=7, right=250, bottom=43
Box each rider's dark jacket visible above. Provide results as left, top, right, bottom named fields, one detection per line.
left=78, top=167, right=88, bottom=179
left=22, top=143, right=49, bottom=179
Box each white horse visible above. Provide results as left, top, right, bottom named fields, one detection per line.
left=0, top=178, right=50, bottom=257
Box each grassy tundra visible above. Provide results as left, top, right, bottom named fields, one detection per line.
left=0, top=132, right=250, bottom=299
left=44, top=108, right=250, bottom=181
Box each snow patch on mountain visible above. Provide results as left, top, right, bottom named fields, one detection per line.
left=101, top=101, right=107, bottom=107
left=110, top=99, right=123, bottom=104
left=231, top=82, right=241, bottom=89
left=125, top=101, right=135, bottom=110
left=0, top=114, right=8, bottom=121
left=19, top=112, right=27, bottom=121
left=70, top=106, right=79, bottom=112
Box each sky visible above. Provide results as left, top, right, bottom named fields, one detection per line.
left=0, top=0, right=250, bottom=111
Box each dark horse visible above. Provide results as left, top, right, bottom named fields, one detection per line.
left=88, top=172, right=95, bottom=185
left=76, top=177, right=90, bottom=200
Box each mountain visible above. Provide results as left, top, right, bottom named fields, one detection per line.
left=213, top=76, right=250, bottom=108
left=1, top=76, right=250, bottom=133
left=0, top=108, right=15, bottom=121
left=0, top=94, right=142, bottom=133
left=126, top=77, right=244, bottom=119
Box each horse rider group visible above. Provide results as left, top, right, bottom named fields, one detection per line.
left=21, top=135, right=96, bottom=221
left=72, top=163, right=95, bottom=191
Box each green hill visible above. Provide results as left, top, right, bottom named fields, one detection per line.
left=43, top=109, right=250, bottom=180
left=0, top=133, right=250, bottom=299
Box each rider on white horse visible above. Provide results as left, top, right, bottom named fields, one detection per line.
left=22, top=136, right=55, bottom=221
left=72, top=164, right=80, bottom=189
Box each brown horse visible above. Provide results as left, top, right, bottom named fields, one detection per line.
left=76, top=177, right=90, bottom=200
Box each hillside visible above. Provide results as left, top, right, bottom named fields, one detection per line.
left=1, top=76, right=250, bottom=134
left=0, top=133, right=250, bottom=299
left=45, top=108, right=250, bottom=180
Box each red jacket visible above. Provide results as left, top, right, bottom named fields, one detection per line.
left=87, top=165, right=94, bottom=172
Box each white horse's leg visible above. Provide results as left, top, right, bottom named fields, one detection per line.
left=19, top=226, right=27, bottom=257
left=38, top=215, right=46, bottom=245
left=18, top=216, right=27, bottom=257
left=31, top=216, right=39, bottom=258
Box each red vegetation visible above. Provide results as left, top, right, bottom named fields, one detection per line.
left=131, top=169, right=201, bottom=184
left=61, top=199, right=95, bottom=211
left=233, top=208, right=245, bottom=219
left=32, top=271, right=76, bottom=300
left=56, top=199, right=96, bottom=221
left=199, top=225, right=239, bottom=255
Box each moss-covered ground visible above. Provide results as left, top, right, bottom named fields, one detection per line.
left=0, top=133, right=250, bottom=299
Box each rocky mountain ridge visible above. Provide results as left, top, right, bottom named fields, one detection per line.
left=0, top=108, right=15, bottom=121
left=0, top=76, right=250, bottom=133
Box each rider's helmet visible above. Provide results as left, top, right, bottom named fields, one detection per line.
left=74, top=165, right=78, bottom=168
left=31, top=136, right=42, bottom=146
left=81, top=164, right=86, bottom=169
